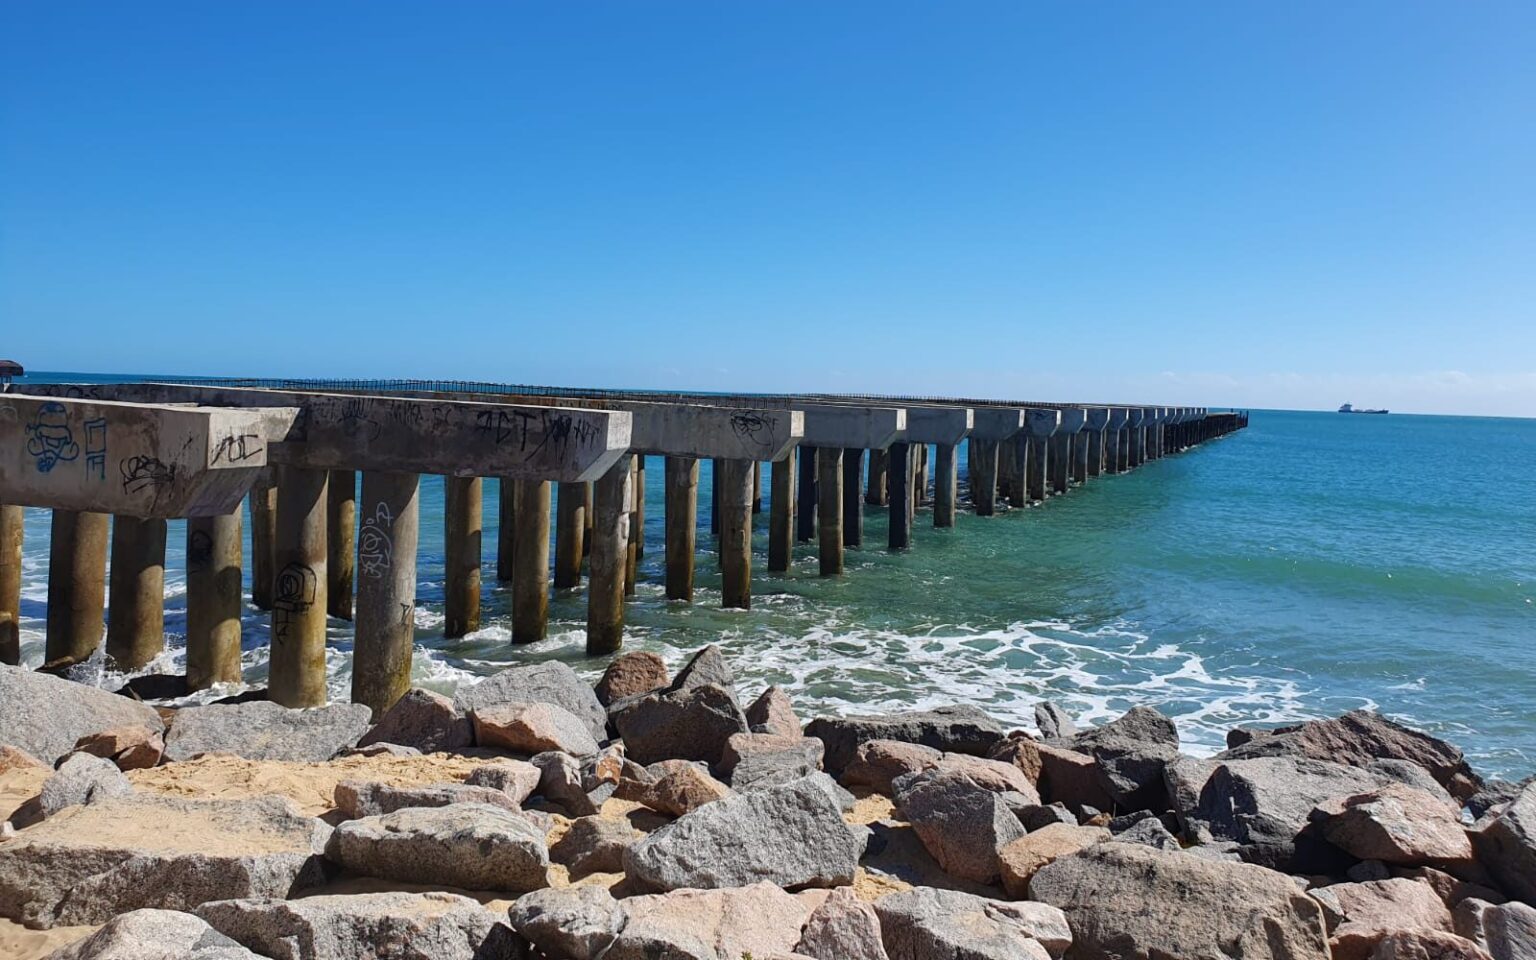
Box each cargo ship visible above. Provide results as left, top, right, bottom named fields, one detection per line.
left=1338, top=403, right=1388, bottom=414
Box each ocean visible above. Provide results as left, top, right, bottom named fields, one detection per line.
left=8, top=374, right=1535, bottom=779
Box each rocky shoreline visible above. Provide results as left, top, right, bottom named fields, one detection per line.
left=1, top=647, right=1532, bottom=960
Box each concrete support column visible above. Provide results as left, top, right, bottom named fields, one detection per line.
left=352, top=470, right=420, bottom=717
left=967, top=438, right=998, bottom=516
left=1073, top=431, right=1090, bottom=483
left=1027, top=437, right=1049, bottom=502
left=888, top=442, right=912, bottom=550
left=997, top=437, right=1018, bottom=505
left=554, top=482, right=585, bottom=589
left=0, top=505, right=22, bottom=665
left=841, top=448, right=863, bottom=548
left=583, top=483, right=594, bottom=556
left=496, top=478, right=515, bottom=582
left=635, top=457, right=647, bottom=556
left=45, top=510, right=108, bottom=665
left=625, top=457, right=639, bottom=597
left=767, top=451, right=795, bottom=573
left=270, top=466, right=328, bottom=708
left=751, top=461, right=762, bottom=515
left=444, top=476, right=482, bottom=639
left=1087, top=430, right=1105, bottom=477
left=709, top=464, right=720, bottom=536
left=1118, top=428, right=1132, bottom=471
left=326, top=470, right=356, bottom=621
left=249, top=473, right=277, bottom=610
left=106, top=515, right=167, bottom=670
left=865, top=449, right=889, bottom=506
left=1049, top=435, right=1071, bottom=495
left=186, top=508, right=243, bottom=691
left=664, top=456, right=698, bottom=600
left=1130, top=426, right=1146, bottom=467
left=717, top=458, right=753, bottom=608
left=933, top=443, right=958, bottom=528
left=586, top=458, right=632, bottom=654
left=512, top=479, right=551, bottom=643
left=817, top=448, right=844, bottom=576
left=915, top=445, right=930, bottom=507
left=796, top=448, right=817, bottom=543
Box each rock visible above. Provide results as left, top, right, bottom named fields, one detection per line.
left=668, top=644, right=737, bottom=698
left=1218, top=710, right=1481, bottom=803
left=1035, top=702, right=1079, bottom=740
left=605, top=882, right=812, bottom=960
left=613, top=683, right=749, bottom=767
left=1030, top=841, right=1331, bottom=960
left=935, top=754, right=1040, bottom=801
left=331, top=780, right=522, bottom=819
left=163, top=701, right=372, bottom=763
left=840, top=739, right=944, bottom=793
left=463, top=760, right=541, bottom=804
left=508, top=885, right=624, bottom=959
left=1317, top=783, right=1474, bottom=865
left=873, top=886, right=1070, bottom=960
left=722, top=733, right=823, bottom=790
left=1070, top=706, right=1180, bottom=811
left=326, top=803, right=549, bottom=894
left=25, top=753, right=133, bottom=825
left=336, top=742, right=421, bottom=758
left=1369, top=931, right=1495, bottom=960
left=796, top=887, right=890, bottom=960
left=1164, top=756, right=1221, bottom=839
left=1116, top=815, right=1180, bottom=851
left=1467, top=778, right=1533, bottom=821
left=70, top=725, right=164, bottom=771
left=629, top=760, right=733, bottom=816
left=1035, top=742, right=1117, bottom=813
left=806, top=705, right=1006, bottom=776
left=1310, top=879, right=1454, bottom=960
left=355, top=688, right=474, bottom=753
left=471, top=701, right=600, bottom=757
left=1194, top=756, right=1385, bottom=848
left=530, top=751, right=607, bottom=816
left=1352, top=860, right=1395, bottom=882
left=0, top=745, right=46, bottom=775
left=1369, top=759, right=1459, bottom=805
left=988, top=735, right=1044, bottom=786
left=0, top=665, right=166, bottom=766
left=47, top=908, right=261, bottom=959
left=1396, top=867, right=1507, bottom=911
left=893, top=767, right=1026, bottom=885
left=115, top=673, right=190, bottom=701
left=998, top=822, right=1110, bottom=898
left=195, top=891, right=511, bottom=960
left=1471, top=781, right=1536, bottom=907
left=0, top=794, right=331, bottom=928
left=594, top=651, right=670, bottom=706
left=583, top=743, right=627, bottom=789
left=550, top=815, right=642, bottom=877
left=747, top=685, right=803, bottom=738
left=453, top=661, right=608, bottom=741
left=1454, top=899, right=1536, bottom=960
left=1017, top=802, right=1078, bottom=831
left=624, top=775, right=862, bottom=892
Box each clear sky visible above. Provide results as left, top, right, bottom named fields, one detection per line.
left=2, top=3, right=1533, bottom=416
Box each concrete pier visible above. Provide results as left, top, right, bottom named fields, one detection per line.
left=933, top=443, right=958, bottom=527
left=1051, top=408, right=1086, bottom=494
left=717, top=458, right=754, bottom=607
left=751, top=461, right=762, bottom=515
left=967, top=438, right=998, bottom=516
left=1086, top=408, right=1110, bottom=477
left=796, top=448, right=817, bottom=543
left=0, top=504, right=22, bottom=665
left=105, top=514, right=167, bottom=670
left=185, top=507, right=243, bottom=690
left=1105, top=408, right=1130, bottom=473
left=587, top=458, right=632, bottom=653
left=443, top=476, right=483, bottom=639
left=767, top=451, right=795, bottom=573
left=635, top=458, right=647, bottom=556
left=915, top=444, right=929, bottom=509
left=664, top=456, right=698, bottom=600
left=888, top=442, right=912, bottom=549
left=554, top=482, right=585, bottom=589
left=352, top=470, right=420, bottom=717
left=625, top=457, right=639, bottom=597
left=512, top=478, right=551, bottom=642
left=45, top=510, right=108, bottom=665
left=327, top=470, right=356, bottom=620
left=841, top=448, right=863, bottom=548
left=817, top=448, right=844, bottom=576
left=1025, top=410, right=1060, bottom=502
left=269, top=466, right=328, bottom=708
left=496, top=478, right=515, bottom=583
left=866, top=449, right=888, bottom=506
left=250, top=475, right=277, bottom=610
left=997, top=436, right=1019, bottom=506
left=1127, top=408, right=1148, bottom=468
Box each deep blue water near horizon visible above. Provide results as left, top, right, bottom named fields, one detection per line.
left=9, top=373, right=1536, bottom=779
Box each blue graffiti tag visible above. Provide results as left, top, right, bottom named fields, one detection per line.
left=25, top=402, right=80, bottom=473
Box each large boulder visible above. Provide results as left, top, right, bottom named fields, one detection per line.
left=331, top=780, right=522, bottom=819
left=619, top=759, right=734, bottom=817
left=747, top=685, right=803, bottom=738
left=1035, top=742, right=1116, bottom=813
left=594, top=651, right=670, bottom=706
left=1030, top=841, right=1332, bottom=960
left=1453, top=898, right=1536, bottom=960
left=195, top=892, right=512, bottom=960
left=998, top=823, right=1110, bottom=898
left=721, top=733, right=823, bottom=790
left=1369, top=931, right=1495, bottom=960
left=668, top=644, right=738, bottom=699
left=796, top=887, right=890, bottom=960
left=1190, top=756, right=1384, bottom=849
left=1310, top=878, right=1454, bottom=960
left=326, top=803, right=549, bottom=894
left=471, top=702, right=600, bottom=756
left=355, top=688, right=474, bottom=753
left=1317, top=784, right=1474, bottom=866
left=70, top=724, right=165, bottom=771
left=26, top=753, right=133, bottom=824
left=463, top=760, right=542, bottom=804
left=1070, top=706, right=1181, bottom=812
left=163, top=701, right=372, bottom=763
left=0, top=665, right=165, bottom=766
left=0, top=794, right=331, bottom=928
left=893, top=768, right=1025, bottom=885
left=1471, top=781, right=1536, bottom=907
left=806, top=706, right=1006, bottom=776
left=605, top=882, right=812, bottom=960
left=840, top=739, right=944, bottom=793
left=550, top=815, right=643, bottom=877
left=453, top=661, right=608, bottom=741
left=873, top=886, right=1071, bottom=960
left=613, top=683, right=749, bottom=767
left=624, top=775, right=862, bottom=892
left=47, top=908, right=262, bottom=959
left=1035, top=702, right=1079, bottom=740
left=508, top=885, right=625, bottom=960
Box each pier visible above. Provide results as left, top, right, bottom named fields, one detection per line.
left=0, top=379, right=1247, bottom=716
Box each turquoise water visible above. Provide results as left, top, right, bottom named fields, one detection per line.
left=9, top=375, right=1535, bottom=778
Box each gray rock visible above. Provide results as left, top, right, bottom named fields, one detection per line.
left=1454, top=898, right=1536, bottom=960
left=1368, top=759, right=1458, bottom=805
left=325, top=803, right=549, bottom=894
left=0, top=794, right=331, bottom=928
left=1472, top=781, right=1536, bottom=907
left=464, top=761, right=541, bottom=804
left=893, top=767, right=1026, bottom=885
left=35, top=753, right=133, bottom=821
left=1072, top=706, right=1181, bottom=811
left=0, top=665, right=165, bottom=767
left=195, top=892, right=511, bottom=960
left=806, top=706, right=1007, bottom=776
left=594, top=651, right=670, bottom=707
left=1035, top=702, right=1079, bottom=740
left=1031, top=842, right=1331, bottom=960
left=1467, top=778, right=1534, bottom=821
left=507, top=885, right=624, bottom=960
left=471, top=701, right=600, bottom=757
left=48, top=908, right=261, bottom=959
left=531, top=751, right=607, bottom=816
left=355, top=688, right=474, bottom=753
left=605, top=882, right=812, bottom=960
left=163, top=701, right=372, bottom=763
left=335, top=742, right=421, bottom=759
left=1018, top=802, right=1079, bottom=832
left=613, top=683, right=749, bottom=767
left=668, top=644, right=737, bottom=699
left=453, top=661, right=608, bottom=741
left=746, top=685, right=803, bottom=738
left=873, top=887, right=1071, bottom=960
left=1116, top=816, right=1181, bottom=851
left=797, top=887, right=890, bottom=960
left=1195, top=756, right=1385, bottom=847
left=332, top=780, right=523, bottom=819
left=722, top=733, right=823, bottom=790
left=624, top=775, right=862, bottom=892
left=550, top=815, right=643, bottom=877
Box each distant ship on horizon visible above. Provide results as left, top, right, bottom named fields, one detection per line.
left=1338, top=403, right=1389, bottom=414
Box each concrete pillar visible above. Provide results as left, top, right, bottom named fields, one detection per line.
left=841, top=448, right=863, bottom=548
left=45, top=510, right=108, bottom=665
left=967, top=438, right=998, bottom=516
left=635, top=457, right=647, bottom=556
left=915, top=444, right=930, bottom=507
left=817, top=448, right=844, bottom=576
left=554, top=482, right=585, bottom=589
left=1027, top=437, right=1049, bottom=501
left=1049, top=434, right=1071, bottom=495
left=583, top=482, right=594, bottom=556
left=767, top=450, right=795, bottom=573
left=934, top=443, right=958, bottom=528
left=185, top=508, right=243, bottom=691
left=352, top=470, right=420, bottom=717
left=664, top=456, right=698, bottom=600
left=270, top=466, right=328, bottom=708
left=625, top=457, right=639, bottom=597
left=512, top=478, right=551, bottom=643
left=496, top=478, right=515, bottom=582
left=1118, top=426, right=1132, bottom=471
left=709, top=465, right=720, bottom=536
left=796, top=448, right=817, bottom=543
left=997, top=437, right=1017, bottom=505
left=865, top=449, right=889, bottom=506
left=751, top=461, right=762, bottom=515
left=443, top=476, right=482, bottom=639
left=1073, top=430, right=1090, bottom=483
left=0, top=504, right=22, bottom=665
left=888, top=442, right=912, bottom=550
left=105, top=515, right=167, bottom=670
left=326, top=470, right=356, bottom=620
left=586, top=458, right=632, bottom=654
left=717, top=458, right=753, bottom=608
left=249, top=473, right=277, bottom=610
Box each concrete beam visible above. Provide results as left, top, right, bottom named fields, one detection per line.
left=1024, top=409, right=1061, bottom=438
left=796, top=404, right=906, bottom=450
left=969, top=408, right=1028, bottom=442
left=1056, top=407, right=1087, bottom=434
left=898, top=406, right=973, bottom=446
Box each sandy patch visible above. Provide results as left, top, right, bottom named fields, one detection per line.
left=0, top=766, right=50, bottom=824
left=0, top=917, right=94, bottom=960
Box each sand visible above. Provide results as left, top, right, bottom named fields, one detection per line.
left=0, top=918, right=94, bottom=960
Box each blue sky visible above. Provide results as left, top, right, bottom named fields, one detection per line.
left=2, top=3, right=1533, bottom=415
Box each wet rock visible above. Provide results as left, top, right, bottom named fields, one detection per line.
left=998, top=822, right=1110, bottom=898
left=48, top=908, right=261, bottom=959
left=624, top=775, right=862, bottom=892
left=355, top=688, right=474, bottom=753
left=1369, top=930, right=1495, bottom=960
left=163, top=701, right=372, bottom=763
left=508, top=885, right=624, bottom=959
left=1035, top=702, right=1078, bottom=740
left=1035, top=742, right=1117, bottom=814
left=550, top=815, right=642, bottom=877
left=605, top=882, right=812, bottom=960
left=471, top=701, right=600, bottom=757
left=454, top=661, right=608, bottom=741
left=721, top=732, right=823, bottom=790
left=668, top=644, right=738, bottom=699
left=796, top=887, right=889, bottom=960
left=613, top=683, right=749, bottom=767
left=195, top=891, right=510, bottom=960
left=747, top=685, right=803, bottom=738
left=0, top=664, right=166, bottom=766
left=594, top=651, right=670, bottom=706
left=464, top=760, right=541, bottom=804
left=840, top=739, right=943, bottom=793
left=807, top=705, right=1006, bottom=776
left=893, top=767, right=1026, bottom=885
left=1453, top=898, right=1536, bottom=960
left=326, top=803, right=549, bottom=894
left=331, top=780, right=522, bottom=819
left=1030, top=841, right=1331, bottom=960
left=1310, top=879, right=1454, bottom=960
left=1470, top=781, right=1536, bottom=906
left=114, top=673, right=190, bottom=701
left=70, top=724, right=164, bottom=771
left=873, top=886, right=1070, bottom=960
left=1317, top=783, right=1474, bottom=865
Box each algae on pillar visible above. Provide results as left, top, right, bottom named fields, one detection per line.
left=933, top=443, right=958, bottom=528
left=512, top=478, right=551, bottom=643
left=553, top=482, right=585, bottom=589
left=717, top=458, right=753, bottom=608
left=326, top=470, right=356, bottom=621
left=767, top=450, right=795, bottom=573
left=185, top=508, right=243, bottom=690
left=45, top=509, right=108, bottom=665
left=664, top=456, right=698, bottom=600
left=269, top=466, right=328, bottom=708
left=0, top=504, right=22, bottom=665
left=444, top=476, right=483, bottom=638
left=105, top=514, right=167, bottom=671
left=817, top=448, right=844, bottom=576
left=352, top=470, right=420, bottom=717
